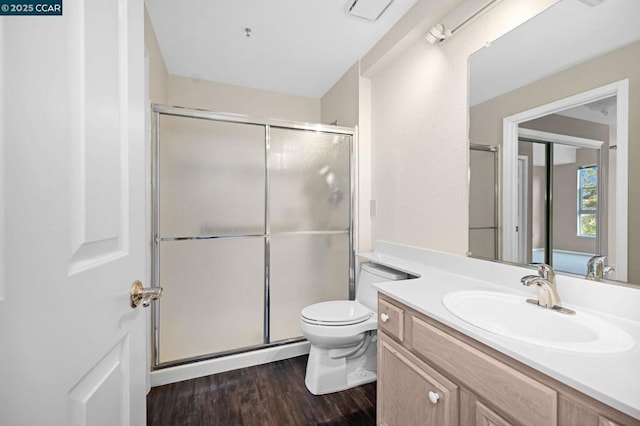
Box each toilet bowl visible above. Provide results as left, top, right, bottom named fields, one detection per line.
left=300, top=262, right=407, bottom=395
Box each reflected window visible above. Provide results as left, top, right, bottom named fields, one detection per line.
left=577, top=165, right=597, bottom=238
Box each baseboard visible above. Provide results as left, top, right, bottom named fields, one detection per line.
left=150, top=341, right=311, bottom=387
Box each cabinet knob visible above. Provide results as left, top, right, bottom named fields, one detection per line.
left=428, top=391, right=440, bottom=404
left=380, top=313, right=390, bottom=323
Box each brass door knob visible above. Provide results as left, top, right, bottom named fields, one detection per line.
left=130, top=281, right=163, bottom=308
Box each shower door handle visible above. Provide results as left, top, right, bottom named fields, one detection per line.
left=130, top=281, right=163, bottom=308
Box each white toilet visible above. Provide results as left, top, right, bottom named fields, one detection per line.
left=300, top=262, right=408, bottom=395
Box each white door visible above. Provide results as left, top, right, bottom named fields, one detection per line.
left=0, top=1, right=148, bottom=425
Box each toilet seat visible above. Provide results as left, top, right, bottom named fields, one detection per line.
left=301, top=301, right=373, bottom=326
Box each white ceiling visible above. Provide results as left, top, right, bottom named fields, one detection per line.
left=558, top=96, right=617, bottom=125
left=145, top=0, right=418, bottom=98
left=470, top=0, right=640, bottom=107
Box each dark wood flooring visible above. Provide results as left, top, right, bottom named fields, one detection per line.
left=147, top=355, right=376, bottom=426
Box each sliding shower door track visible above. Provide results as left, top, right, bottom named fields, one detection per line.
left=157, top=234, right=265, bottom=242
left=156, top=230, right=349, bottom=242
left=153, top=337, right=307, bottom=370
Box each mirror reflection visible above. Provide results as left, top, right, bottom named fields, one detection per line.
left=468, top=0, right=640, bottom=284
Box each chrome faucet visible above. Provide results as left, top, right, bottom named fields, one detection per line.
left=521, top=263, right=574, bottom=314
left=586, top=255, right=615, bottom=281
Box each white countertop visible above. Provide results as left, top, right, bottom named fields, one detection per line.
left=360, top=241, right=640, bottom=420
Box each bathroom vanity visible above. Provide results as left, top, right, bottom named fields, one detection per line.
left=362, top=242, right=640, bottom=426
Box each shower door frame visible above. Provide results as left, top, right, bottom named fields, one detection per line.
left=468, top=143, right=500, bottom=260
left=150, top=104, right=356, bottom=370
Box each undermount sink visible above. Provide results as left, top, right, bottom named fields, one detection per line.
left=442, top=290, right=634, bottom=354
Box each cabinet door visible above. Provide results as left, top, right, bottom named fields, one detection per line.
left=475, top=401, right=514, bottom=426
left=599, top=418, right=622, bottom=426
left=378, top=334, right=458, bottom=426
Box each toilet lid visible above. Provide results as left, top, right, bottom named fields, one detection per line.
left=301, top=301, right=373, bottom=326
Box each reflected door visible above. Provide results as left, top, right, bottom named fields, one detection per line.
left=522, top=139, right=601, bottom=275
left=552, top=147, right=600, bottom=275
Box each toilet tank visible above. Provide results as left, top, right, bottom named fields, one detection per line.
left=356, top=263, right=408, bottom=311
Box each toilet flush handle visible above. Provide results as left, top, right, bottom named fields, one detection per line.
left=380, top=313, right=390, bottom=323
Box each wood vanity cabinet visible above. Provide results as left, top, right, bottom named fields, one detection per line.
left=377, top=294, right=640, bottom=426
left=378, top=335, right=459, bottom=425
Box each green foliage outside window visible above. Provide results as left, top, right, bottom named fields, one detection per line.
left=577, top=166, right=597, bottom=237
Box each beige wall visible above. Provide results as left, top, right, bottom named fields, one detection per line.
left=357, top=76, right=373, bottom=252
left=321, top=62, right=359, bottom=127
left=470, top=40, right=640, bottom=282
left=144, top=6, right=168, bottom=104
left=366, top=1, right=556, bottom=255
left=319, top=61, right=374, bottom=253
left=167, top=75, right=321, bottom=123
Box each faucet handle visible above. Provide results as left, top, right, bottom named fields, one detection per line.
left=530, top=263, right=555, bottom=282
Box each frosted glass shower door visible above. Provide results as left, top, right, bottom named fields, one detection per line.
left=469, top=147, right=498, bottom=260
left=156, top=114, right=266, bottom=364
left=269, top=128, right=352, bottom=342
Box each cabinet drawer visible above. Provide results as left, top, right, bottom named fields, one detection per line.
left=378, top=297, right=404, bottom=342
left=411, top=315, right=558, bottom=426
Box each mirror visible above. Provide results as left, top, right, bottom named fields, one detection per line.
left=468, top=0, right=640, bottom=285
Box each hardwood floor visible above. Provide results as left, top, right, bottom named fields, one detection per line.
left=147, top=355, right=377, bottom=426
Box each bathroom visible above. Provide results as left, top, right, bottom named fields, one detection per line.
left=1, top=0, right=639, bottom=425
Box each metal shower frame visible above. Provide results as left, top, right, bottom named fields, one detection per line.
left=149, top=104, right=357, bottom=370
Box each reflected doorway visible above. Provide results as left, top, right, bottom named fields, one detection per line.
left=518, top=132, right=604, bottom=276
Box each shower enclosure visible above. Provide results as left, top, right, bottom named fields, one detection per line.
left=151, top=105, right=355, bottom=369
left=468, top=144, right=499, bottom=260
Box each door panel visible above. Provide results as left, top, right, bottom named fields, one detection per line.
left=158, top=238, right=265, bottom=363
left=269, top=233, right=349, bottom=342
left=269, top=128, right=351, bottom=232
left=68, top=0, right=129, bottom=273
left=68, top=338, right=131, bottom=426
left=158, top=115, right=265, bottom=237
left=0, top=1, right=147, bottom=424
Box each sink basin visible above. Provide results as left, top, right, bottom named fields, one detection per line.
left=442, top=290, right=634, bottom=354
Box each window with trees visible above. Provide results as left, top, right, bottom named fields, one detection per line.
left=577, top=165, right=597, bottom=238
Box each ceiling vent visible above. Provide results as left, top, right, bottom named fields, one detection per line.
left=347, top=0, right=394, bottom=22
